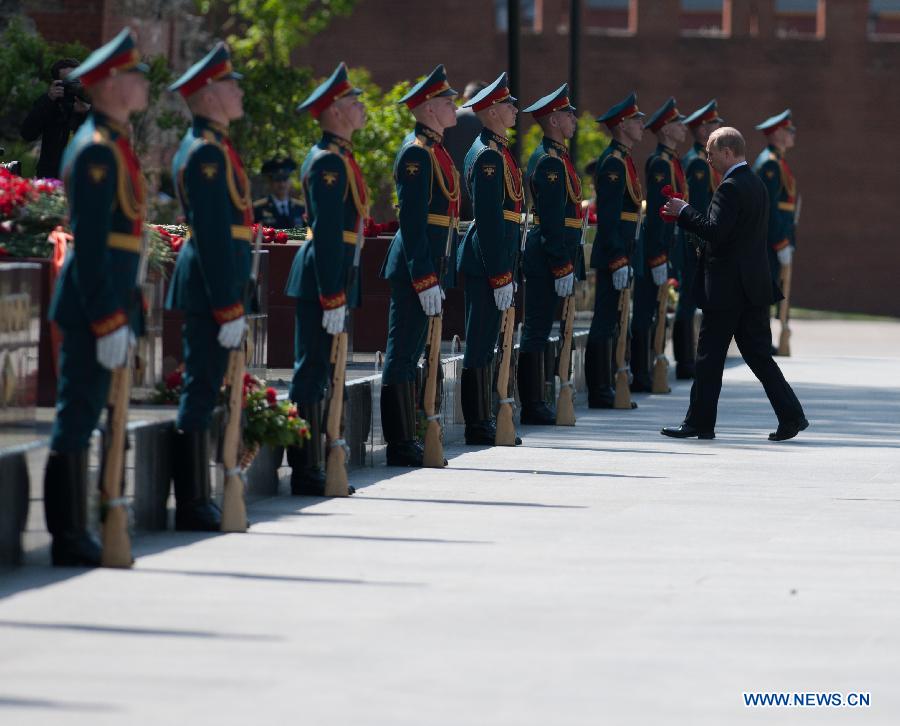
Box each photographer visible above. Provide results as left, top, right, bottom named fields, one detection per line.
left=19, top=58, right=90, bottom=179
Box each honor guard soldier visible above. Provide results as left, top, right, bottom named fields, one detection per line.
left=253, top=157, right=306, bottom=228
left=379, top=64, right=459, bottom=467
left=676, top=100, right=724, bottom=379
left=518, top=83, right=582, bottom=425
left=457, top=72, right=521, bottom=445
left=586, top=92, right=644, bottom=409
left=631, top=97, right=686, bottom=392
left=753, top=110, right=797, bottom=294
left=166, top=43, right=251, bottom=530
left=42, top=28, right=149, bottom=566
left=288, top=62, right=367, bottom=494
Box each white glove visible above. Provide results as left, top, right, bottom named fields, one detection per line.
left=612, top=266, right=630, bottom=291
left=217, top=316, right=247, bottom=349
left=651, top=262, right=668, bottom=286
left=777, top=245, right=794, bottom=266
left=322, top=305, right=346, bottom=335
left=96, top=326, right=129, bottom=370
left=554, top=272, right=574, bottom=298
left=493, top=282, right=513, bottom=311
left=418, top=285, right=442, bottom=316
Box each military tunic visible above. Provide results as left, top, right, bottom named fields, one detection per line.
left=284, top=131, right=367, bottom=405
left=253, top=195, right=306, bottom=228
left=520, top=136, right=583, bottom=353
left=165, top=116, right=252, bottom=431
left=49, top=113, right=144, bottom=452
left=458, top=127, right=522, bottom=368
left=632, top=143, right=685, bottom=336
left=588, top=139, right=642, bottom=341
left=754, top=144, right=797, bottom=284
left=380, top=122, right=460, bottom=385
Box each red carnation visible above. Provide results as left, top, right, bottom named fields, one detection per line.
left=265, top=387, right=277, bottom=405
left=275, top=231, right=288, bottom=243
left=661, top=184, right=674, bottom=198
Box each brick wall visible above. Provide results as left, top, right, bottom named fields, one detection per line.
left=21, top=0, right=900, bottom=316
left=295, top=0, right=900, bottom=318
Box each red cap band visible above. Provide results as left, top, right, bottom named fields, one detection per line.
left=406, top=80, right=451, bottom=109
left=603, top=103, right=638, bottom=128
left=79, top=48, right=141, bottom=87
left=178, top=60, right=233, bottom=98
left=309, top=79, right=353, bottom=119
left=472, top=86, right=511, bottom=113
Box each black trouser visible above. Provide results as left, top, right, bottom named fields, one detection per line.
left=685, top=300, right=804, bottom=431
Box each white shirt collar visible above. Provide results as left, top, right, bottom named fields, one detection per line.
left=724, top=160, right=748, bottom=179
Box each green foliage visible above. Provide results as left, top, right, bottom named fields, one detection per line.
left=349, top=70, right=411, bottom=219
left=0, top=17, right=87, bottom=152
left=131, top=55, right=178, bottom=159
left=521, top=112, right=611, bottom=192
left=228, top=63, right=317, bottom=175
left=228, top=65, right=410, bottom=219
left=196, top=0, right=357, bottom=66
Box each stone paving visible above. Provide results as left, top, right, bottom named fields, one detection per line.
left=1, top=318, right=898, bottom=725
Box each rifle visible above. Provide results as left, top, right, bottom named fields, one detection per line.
left=651, top=279, right=671, bottom=393
left=495, top=209, right=527, bottom=446
left=421, top=218, right=454, bottom=468
left=99, top=229, right=149, bottom=568
left=323, top=218, right=364, bottom=496
left=614, top=201, right=644, bottom=410
left=777, top=195, right=800, bottom=357
left=220, top=224, right=263, bottom=531
left=555, top=210, right=588, bottom=425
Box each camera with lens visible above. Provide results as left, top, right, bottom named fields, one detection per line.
left=62, top=77, right=88, bottom=108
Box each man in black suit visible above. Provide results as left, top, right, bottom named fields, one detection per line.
left=659, top=127, right=807, bottom=441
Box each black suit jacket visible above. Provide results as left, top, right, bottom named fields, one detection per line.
left=678, top=164, right=781, bottom=310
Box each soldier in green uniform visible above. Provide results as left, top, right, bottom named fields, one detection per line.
left=456, top=73, right=523, bottom=445
left=518, top=83, right=582, bottom=425
left=287, top=62, right=367, bottom=494
left=753, top=110, right=797, bottom=305
left=43, top=28, right=149, bottom=566
left=166, top=43, right=251, bottom=530
left=379, top=65, right=459, bottom=466
left=675, top=100, right=724, bottom=379
left=253, top=157, right=306, bottom=228
left=586, top=92, right=644, bottom=409
left=630, top=97, right=686, bottom=393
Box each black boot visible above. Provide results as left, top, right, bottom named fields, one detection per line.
left=382, top=382, right=424, bottom=466
left=586, top=339, right=616, bottom=408
left=43, top=450, right=101, bottom=567
left=462, top=366, right=496, bottom=445
left=630, top=328, right=652, bottom=392
left=287, top=400, right=327, bottom=495
left=517, top=350, right=555, bottom=425
left=673, top=319, right=695, bottom=380
left=171, top=429, right=221, bottom=531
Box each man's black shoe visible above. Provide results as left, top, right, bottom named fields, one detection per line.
left=769, top=417, right=809, bottom=442
left=520, top=403, right=556, bottom=425
left=386, top=441, right=424, bottom=467
left=661, top=424, right=715, bottom=440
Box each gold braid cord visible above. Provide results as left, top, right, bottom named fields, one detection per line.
left=429, top=147, right=460, bottom=206
left=91, top=128, right=146, bottom=222
left=503, top=156, right=524, bottom=206
left=202, top=131, right=250, bottom=212
left=343, top=156, right=370, bottom=220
